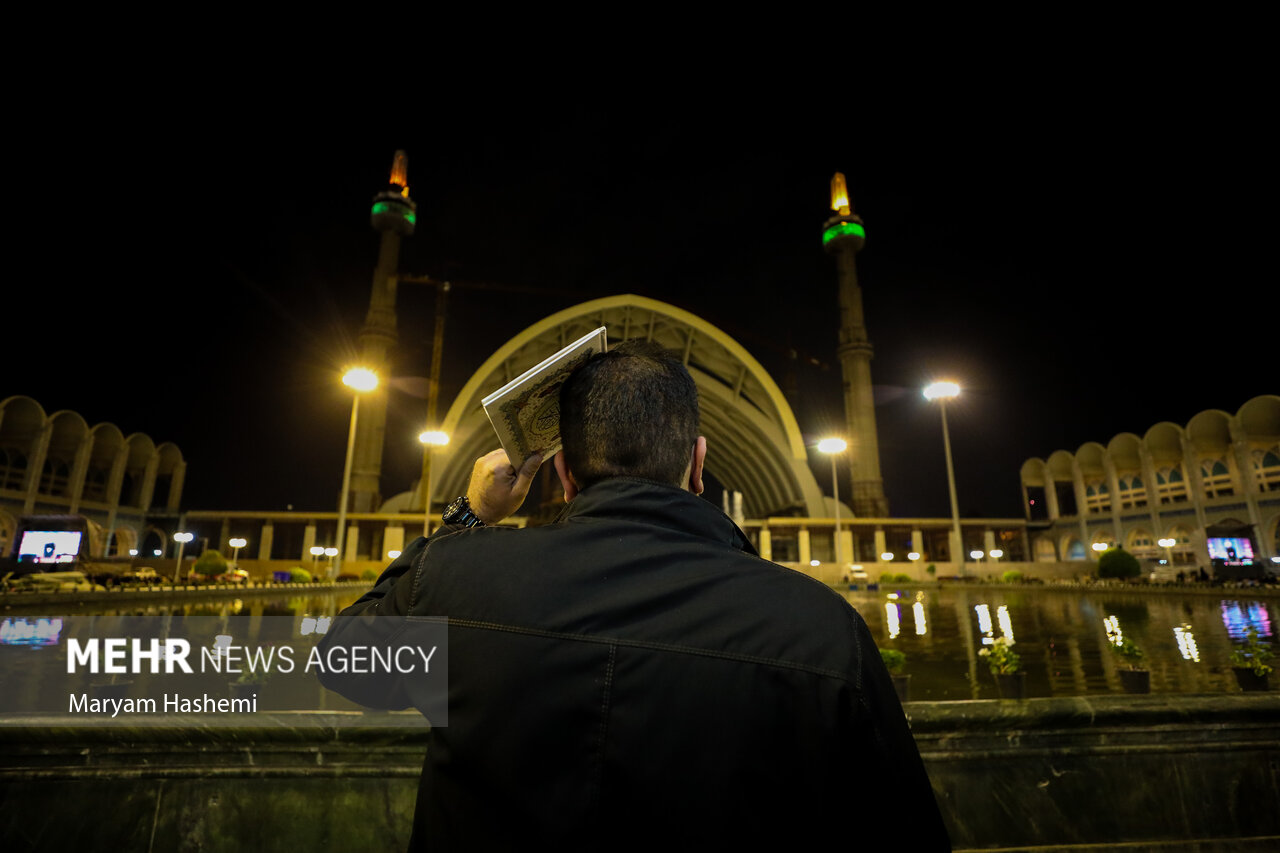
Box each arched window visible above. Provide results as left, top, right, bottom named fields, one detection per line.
left=39, top=457, right=70, bottom=497
left=3, top=449, right=27, bottom=491
left=1202, top=459, right=1233, bottom=498
left=1255, top=447, right=1280, bottom=492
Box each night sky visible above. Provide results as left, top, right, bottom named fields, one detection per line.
left=8, top=95, right=1271, bottom=521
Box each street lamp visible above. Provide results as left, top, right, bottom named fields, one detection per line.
left=1158, top=537, right=1176, bottom=565
left=310, top=545, right=325, bottom=568
left=969, top=549, right=984, bottom=562
left=818, top=437, right=847, bottom=574
left=908, top=552, right=920, bottom=562
left=335, top=367, right=378, bottom=580
left=419, top=429, right=450, bottom=537
left=172, top=532, right=193, bottom=583
left=923, top=381, right=965, bottom=575
left=228, top=537, right=247, bottom=571
left=989, top=549, right=1003, bottom=564
left=324, top=547, right=338, bottom=576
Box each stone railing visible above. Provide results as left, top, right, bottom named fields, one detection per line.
left=2, top=696, right=1278, bottom=851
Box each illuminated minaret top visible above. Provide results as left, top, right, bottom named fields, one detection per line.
left=349, top=151, right=417, bottom=514
left=823, top=172, right=889, bottom=517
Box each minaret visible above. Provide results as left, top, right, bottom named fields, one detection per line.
left=349, top=151, right=416, bottom=512
left=823, top=172, right=889, bottom=517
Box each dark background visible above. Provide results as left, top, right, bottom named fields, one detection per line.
left=7, top=88, right=1272, bottom=520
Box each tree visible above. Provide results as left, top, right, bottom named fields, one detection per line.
left=1097, top=547, right=1140, bottom=579
left=192, top=549, right=228, bottom=577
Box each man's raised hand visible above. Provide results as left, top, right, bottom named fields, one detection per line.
left=465, top=449, right=544, bottom=524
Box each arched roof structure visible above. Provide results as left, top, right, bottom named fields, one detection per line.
left=429, top=295, right=826, bottom=519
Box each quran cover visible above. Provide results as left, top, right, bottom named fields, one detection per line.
left=481, top=326, right=608, bottom=466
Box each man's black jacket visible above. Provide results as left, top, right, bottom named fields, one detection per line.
left=318, top=477, right=950, bottom=850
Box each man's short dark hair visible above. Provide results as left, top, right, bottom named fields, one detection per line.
left=558, top=339, right=700, bottom=489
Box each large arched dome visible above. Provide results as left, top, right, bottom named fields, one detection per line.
left=422, top=295, right=826, bottom=519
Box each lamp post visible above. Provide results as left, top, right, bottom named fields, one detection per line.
left=1158, top=537, right=1176, bottom=566
left=818, top=438, right=847, bottom=576
left=228, top=537, right=246, bottom=571
left=418, top=430, right=450, bottom=537
left=310, top=545, right=325, bottom=569
left=172, top=532, right=193, bottom=584
left=324, top=547, right=338, bottom=577
left=335, top=367, right=378, bottom=580
left=989, top=549, right=1003, bottom=565
left=924, top=381, right=964, bottom=576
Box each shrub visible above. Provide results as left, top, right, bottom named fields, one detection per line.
left=879, top=572, right=897, bottom=583
left=894, top=573, right=912, bottom=583
left=926, top=564, right=936, bottom=575
left=289, top=567, right=312, bottom=584
left=979, top=637, right=1020, bottom=674
left=1108, top=637, right=1145, bottom=670
left=192, top=549, right=228, bottom=576
left=1097, top=547, right=1141, bottom=579
left=1001, top=570, right=1024, bottom=584
left=879, top=648, right=906, bottom=674
left=360, top=569, right=379, bottom=582
left=1231, top=627, right=1274, bottom=676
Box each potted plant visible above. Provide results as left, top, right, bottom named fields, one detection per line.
left=880, top=648, right=910, bottom=703
left=979, top=636, right=1025, bottom=699
left=1230, top=627, right=1273, bottom=692
left=229, top=667, right=269, bottom=703
left=1108, top=636, right=1150, bottom=694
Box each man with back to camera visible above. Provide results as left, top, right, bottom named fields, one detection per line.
left=317, top=340, right=951, bottom=851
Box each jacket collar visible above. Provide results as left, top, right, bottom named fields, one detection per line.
left=555, top=477, right=758, bottom=556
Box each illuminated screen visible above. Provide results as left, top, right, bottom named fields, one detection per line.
left=16, top=531, right=82, bottom=564
left=1207, top=537, right=1255, bottom=561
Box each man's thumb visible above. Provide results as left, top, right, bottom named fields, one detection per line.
left=515, top=453, right=543, bottom=488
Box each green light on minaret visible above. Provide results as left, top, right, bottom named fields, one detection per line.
left=371, top=201, right=415, bottom=225
left=822, top=221, right=866, bottom=246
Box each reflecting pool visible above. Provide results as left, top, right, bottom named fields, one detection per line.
left=0, top=586, right=1275, bottom=709
left=850, top=585, right=1276, bottom=700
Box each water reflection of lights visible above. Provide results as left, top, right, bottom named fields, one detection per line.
left=996, top=605, right=1014, bottom=644
left=975, top=603, right=1014, bottom=645
left=913, top=599, right=927, bottom=636
left=1174, top=624, right=1200, bottom=662
left=1103, top=614, right=1122, bottom=646
left=1219, top=601, right=1273, bottom=641
left=975, top=604, right=994, bottom=644
left=885, top=602, right=901, bottom=639
left=0, top=617, right=64, bottom=646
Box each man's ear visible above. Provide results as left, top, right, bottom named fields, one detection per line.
left=553, top=451, right=579, bottom=502
left=688, top=436, right=707, bottom=495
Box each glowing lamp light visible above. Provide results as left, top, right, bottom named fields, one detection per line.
left=153, top=550, right=162, bottom=557
left=908, top=552, right=920, bottom=561
left=1093, top=542, right=1109, bottom=552
left=310, top=546, right=325, bottom=557
left=810, top=560, right=820, bottom=567
left=1272, top=556, right=1280, bottom=564
left=419, top=430, right=449, bottom=446
left=324, top=547, right=338, bottom=558
left=173, top=532, right=193, bottom=544
left=970, top=550, right=984, bottom=560
left=817, top=437, right=847, bottom=454
left=343, top=367, right=378, bottom=392
left=388, top=550, right=402, bottom=559
left=129, top=549, right=138, bottom=556
left=923, top=381, right=960, bottom=401
left=989, top=549, right=1004, bottom=559
left=881, top=552, right=894, bottom=561
left=1158, top=538, right=1176, bottom=548
left=229, top=537, right=247, bottom=549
